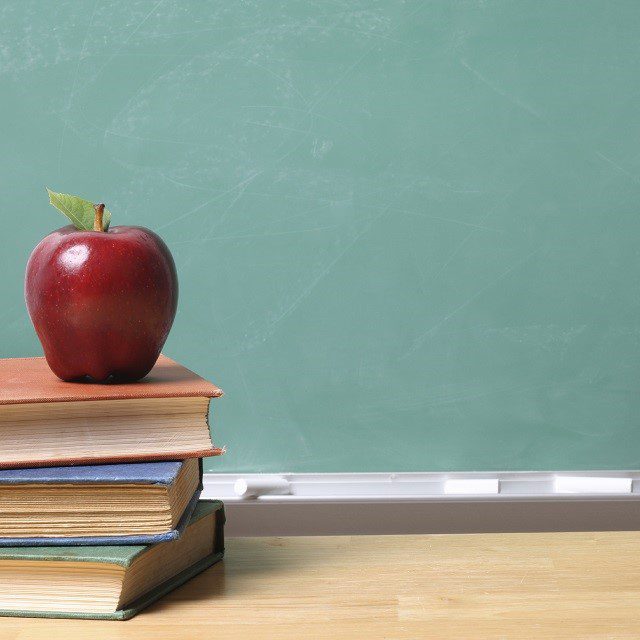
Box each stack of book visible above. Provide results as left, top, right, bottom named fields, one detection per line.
left=0, top=355, right=225, bottom=620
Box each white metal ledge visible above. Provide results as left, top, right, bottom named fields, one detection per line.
left=202, top=472, right=640, bottom=535
left=202, top=471, right=640, bottom=502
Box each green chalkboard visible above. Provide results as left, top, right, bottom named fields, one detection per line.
left=2, top=1, right=640, bottom=472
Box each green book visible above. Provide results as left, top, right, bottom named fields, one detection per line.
left=0, top=500, right=224, bottom=620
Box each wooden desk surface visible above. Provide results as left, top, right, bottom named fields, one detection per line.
left=2, top=532, right=640, bottom=639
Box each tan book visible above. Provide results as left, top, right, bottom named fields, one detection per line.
left=0, top=500, right=224, bottom=620
left=0, top=355, right=223, bottom=468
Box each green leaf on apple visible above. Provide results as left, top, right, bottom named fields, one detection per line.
left=46, top=188, right=111, bottom=231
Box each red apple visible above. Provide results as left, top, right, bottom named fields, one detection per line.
left=25, top=201, right=178, bottom=382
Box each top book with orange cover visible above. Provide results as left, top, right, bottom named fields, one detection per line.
left=0, top=355, right=223, bottom=405
left=0, top=355, right=224, bottom=469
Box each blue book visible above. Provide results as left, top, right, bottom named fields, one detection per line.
left=0, top=459, right=203, bottom=546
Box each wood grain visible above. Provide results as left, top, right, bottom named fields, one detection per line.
left=2, top=531, right=640, bottom=639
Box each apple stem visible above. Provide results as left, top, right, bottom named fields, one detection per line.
left=93, top=203, right=105, bottom=232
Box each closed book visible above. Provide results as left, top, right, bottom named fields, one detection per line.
left=0, top=500, right=224, bottom=620
left=0, top=355, right=223, bottom=468
left=0, top=459, right=203, bottom=545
